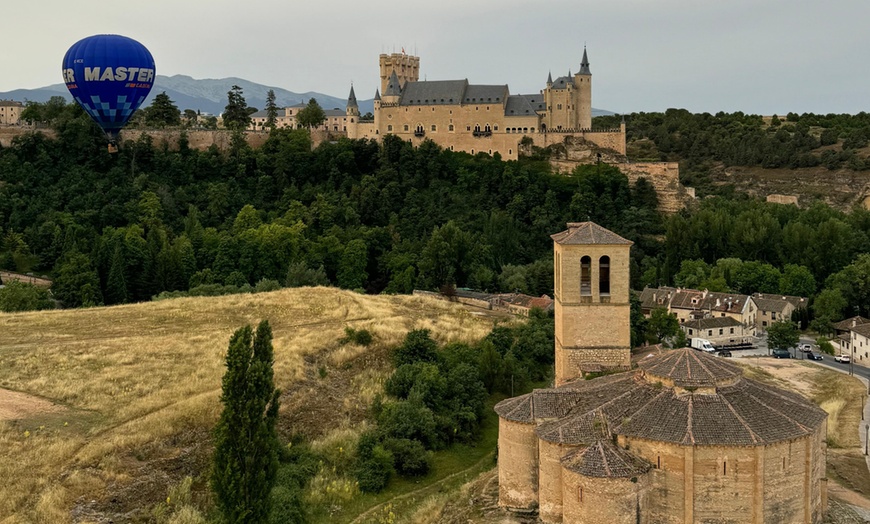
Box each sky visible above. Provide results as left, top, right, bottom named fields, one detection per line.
left=3, top=0, right=868, bottom=115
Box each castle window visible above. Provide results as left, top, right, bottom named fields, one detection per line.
left=599, top=256, right=610, bottom=296
left=509, top=149, right=512, bottom=155
left=350, top=118, right=354, bottom=123
left=719, top=328, right=723, bottom=335
left=494, top=125, right=499, bottom=131
left=578, top=487, right=583, bottom=502
left=557, top=104, right=562, bottom=110
left=387, top=125, right=393, bottom=132
left=403, top=125, right=409, bottom=132
left=431, top=124, right=436, bottom=131
left=657, top=456, right=661, bottom=469
left=449, top=124, right=454, bottom=131
left=723, top=461, right=727, bottom=475
left=580, top=256, right=592, bottom=296
left=523, top=127, right=528, bottom=133
left=467, top=126, right=471, bottom=131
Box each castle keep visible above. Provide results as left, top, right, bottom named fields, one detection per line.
left=344, top=49, right=626, bottom=160
left=495, top=222, right=828, bottom=523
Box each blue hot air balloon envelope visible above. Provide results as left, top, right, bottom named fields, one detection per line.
left=62, top=34, right=155, bottom=143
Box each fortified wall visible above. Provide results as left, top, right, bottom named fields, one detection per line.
left=548, top=136, right=694, bottom=214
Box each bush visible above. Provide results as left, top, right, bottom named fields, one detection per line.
left=285, top=262, right=329, bottom=287
left=377, top=399, right=439, bottom=449
left=339, top=327, right=373, bottom=346
left=0, top=281, right=55, bottom=312
left=817, top=337, right=835, bottom=356
left=383, top=438, right=430, bottom=477
left=255, top=278, right=282, bottom=293
left=268, top=486, right=306, bottom=524
left=354, top=444, right=394, bottom=493
left=393, top=329, right=438, bottom=367
left=224, top=271, right=249, bottom=287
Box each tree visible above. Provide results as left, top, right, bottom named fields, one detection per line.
left=646, top=307, right=681, bottom=344
left=337, top=239, right=368, bottom=289
left=183, top=109, right=198, bottom=127
left=767, top=320, right=799, bottom=352
left=811, top=288, right=847, bottom=335
left=779, top=264, right=816, bottom=297
left=295, top=98, right=325, bottom=130
left=0, top=281, right=54, bottom=312
left=212, top=320, right=281, bottom=524
left=143, top=92, right=181, bottom=128
left=265, top=90, right=278, bottom=129
left=224, top=85, right=252, bottom=130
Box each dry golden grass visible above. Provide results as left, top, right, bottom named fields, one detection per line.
left=0, top=287, right=494, bottom=523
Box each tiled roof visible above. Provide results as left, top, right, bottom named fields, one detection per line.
left=498, top=348, right=826, bottom=447
left=550, top=76, right=574, bottom=90
left=561, top=440, right=650, bottom=478
left=550, top=222, right=633, bottom=246
left=400, top=79, right=467, bottom=105
left=752, top=293, right=807, bottom=313
left=681, top=316, right=743, bottom=330
left=0, top=100, right=23, bottom=107
left=578, top=48, right=591, bottom=75
left=384, top=70, right=403, bottom=97
left=638, top=348, right=741, bottom=387
left=504, top=95, right=537, bottom=117
left=638, top=286, right=676, bottom=310
left=462, top=84, right=508, bottom=105
left=852, top=323, right=870, bottom=338
left=833, top=316, right=870, bottom=332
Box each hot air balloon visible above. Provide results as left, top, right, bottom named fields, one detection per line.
left=62, top=34, right=155, bottom=152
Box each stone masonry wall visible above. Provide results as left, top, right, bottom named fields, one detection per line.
left=497, top=417, right=538, bottom=509
left=538, top=440, right=579, bottom=523
left=561, top=471, right=647, bottom=524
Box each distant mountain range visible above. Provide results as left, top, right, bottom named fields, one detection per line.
left=0, top=75, right=613, bottom=117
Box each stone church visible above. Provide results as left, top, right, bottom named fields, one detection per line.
left=495, top=222, right=828, bottom=523
left=343, top=50, right=626, bottom=160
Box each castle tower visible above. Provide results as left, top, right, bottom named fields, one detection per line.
left=346, top=85, right=359, bottom=117
left=551, top=222, right=632, bottom=385
left=379, top=52, right=420, bottom=95
left=573, top=47, right=592, bottom=130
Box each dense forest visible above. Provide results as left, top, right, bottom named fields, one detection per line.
left=1, top=100, right=869, bottom=331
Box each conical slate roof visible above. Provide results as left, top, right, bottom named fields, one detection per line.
left=550, top=222, right=633, bottom=245
left=579, top=47, right=591, bottom=75
left=547, top=71, right=553, bottom=84
left=347, top=85, right=358, bottom=108
left=562, top=440, right=651, bottom=478
left=374, top=89, right=381, bottom=101
left=638, top=348, right=741, bottom=388
left=384, top=70, right=402, bottom=96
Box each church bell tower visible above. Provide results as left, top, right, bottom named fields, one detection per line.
left=551, top=222, right=632, bottom=385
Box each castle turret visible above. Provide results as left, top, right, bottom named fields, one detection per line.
left=346, top=85, right=359, bottom=117
left=551, top=222, right=632, bottom=385
left=379, top=52, right=419, bottom=95
left=382, top=70, right=403, bottom=104
left=547, top=71, right=553, bottom=87
left=574, top=47, right=592, bottom=130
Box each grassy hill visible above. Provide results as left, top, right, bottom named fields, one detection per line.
left=0, top=288, right=495, bottom=523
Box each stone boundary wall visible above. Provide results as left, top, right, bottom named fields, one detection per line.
left=530, top=129, right=626, bottom=156
left=0, top=270, right=52, bottom=287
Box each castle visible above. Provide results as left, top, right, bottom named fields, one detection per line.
left=343, top=49, right=626, bottom=160
left=495, top=222, right=828, bottom=523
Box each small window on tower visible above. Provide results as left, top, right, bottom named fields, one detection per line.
left=599, top=256, right=610, bottom=296
left=580, top=256, right=592, bottom=296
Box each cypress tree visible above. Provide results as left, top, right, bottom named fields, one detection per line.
left=105, top=244, right=128, bottom=304
left=212, top=320, right=281, bottom=523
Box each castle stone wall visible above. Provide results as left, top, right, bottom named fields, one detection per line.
left=497, top=417, right=538, bottom=509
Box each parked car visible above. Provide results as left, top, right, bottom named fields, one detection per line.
left=717, top=350, right=732, bottom=358
left=807, top=352, right=824, bottom=361
left=772, top=348, right=791, bottom=359
left=835, top=354, right=851, bottom=363
left=799, top=343, right=813, bottom=352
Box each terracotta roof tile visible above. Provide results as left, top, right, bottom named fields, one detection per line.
left=550, top=222, right=633, bottom=246
left=561, top=440, right=651, bottom=478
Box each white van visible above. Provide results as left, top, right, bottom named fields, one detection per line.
left=690, top=338, right=716, bottom=353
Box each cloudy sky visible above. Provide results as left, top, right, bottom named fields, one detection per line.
left=3, top=0, right=867, bottom=114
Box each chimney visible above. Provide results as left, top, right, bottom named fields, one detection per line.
left=853, top=318, right=858, bottom=328
left=716, top=298, right=721, bottom=307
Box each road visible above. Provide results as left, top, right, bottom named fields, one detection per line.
left=721, top=334, right=870, bottom=385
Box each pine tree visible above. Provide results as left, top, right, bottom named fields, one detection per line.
left=265, top=90, right=278, bottom=129
left=106, top=244, right=128, bottom=304
left=212, top=320, right=281, bottom=524
left=223, top=85, right=252, bottom=130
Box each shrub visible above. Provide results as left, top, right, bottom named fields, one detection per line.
left=285, top=262, right=329, bottom=287
left=255, top=278, right=282, bottom=293
left=817, top=337, right=835, bottom=356
left=339, top=327, right=373, bottom=346
left=383, top=438, right=430, bottom=477
left=377, top=399, right=439, bottom=449
left=393, top=329, right=438, bottom=367
left=354, top=444, right=394, bottom=493
left=268, top=486, right=306, bottom=524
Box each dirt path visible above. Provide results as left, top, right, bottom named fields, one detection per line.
left=0, top=388, right=67, bottom=420
left=348, top=452, right=496, bottom=524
